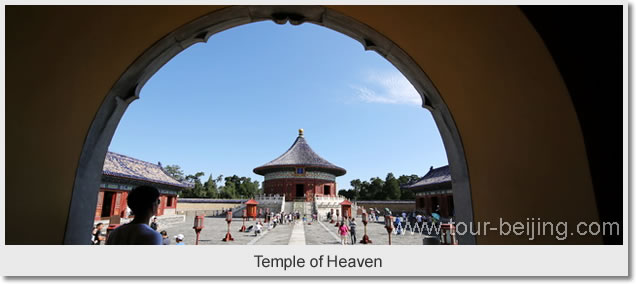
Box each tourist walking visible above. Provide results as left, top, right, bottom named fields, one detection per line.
left=160, top=230, right=170, bottom=245
left=255, top=222, right=263, bottom=236
left=91, top=223, right=105, bottom=245
left=338, top=222, right=349, bottom=245
left=174, top=234, right=185, bottom=245
left=106, top=186, right=162, bottom=245
left=395, top=216, right=403, bottom=235
left=150, top=217, right=159, bottom=231
left=349, top=218, right=357, bottom=245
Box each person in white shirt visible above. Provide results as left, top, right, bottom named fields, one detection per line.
left=106, top=186, right=162, bottom=245
left=255, top=222, right=263, bottom=236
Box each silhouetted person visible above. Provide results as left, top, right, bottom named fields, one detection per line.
left=160, top=230, right=170, bottom=245
left=106, top=186, right=162, bottom=245
left=92, top=223, right=105, bottom=245
left=150, top=217, right=159, bottom=231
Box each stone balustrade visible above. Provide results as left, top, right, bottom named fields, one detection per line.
left=253, top=194, right=286, bottom=213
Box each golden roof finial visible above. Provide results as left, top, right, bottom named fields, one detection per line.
left=299, top=128, right=304, bottom=136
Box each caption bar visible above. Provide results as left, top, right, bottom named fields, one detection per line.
left=254, top=255, right=382, bottom=270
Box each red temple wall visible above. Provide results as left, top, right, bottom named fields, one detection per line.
left=94, top=188, right=178, bottom=221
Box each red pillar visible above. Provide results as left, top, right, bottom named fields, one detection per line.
left=109, top=192, right=117, bottom=218
left=120, top=191, right=129, bottom=218
left=95, top=191, right=104, bottom=221
left=113, top=192, right=122, bottom=217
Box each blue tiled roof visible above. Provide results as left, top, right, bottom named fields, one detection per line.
left=402, top=165, right=451, bottom=189
left=103, top=151, right=193, bottom=188
left=253, top=132, right=346, bottom=176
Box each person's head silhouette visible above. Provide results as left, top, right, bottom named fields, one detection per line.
left=128, top=185, right=160, bottom=220
left=105, top=185, right=163, bottom=245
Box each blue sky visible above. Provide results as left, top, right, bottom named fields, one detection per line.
left=109, top=21, right=448, bottom=189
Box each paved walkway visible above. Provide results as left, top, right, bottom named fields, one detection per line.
left=148, top=215, right=436, bottom=245
left=317, top=220, right=341, bottom=243
left=288, top=221, right=306, bottom=245
left=247, top=226, right=270, bottom=245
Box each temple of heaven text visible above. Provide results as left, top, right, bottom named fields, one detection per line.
left=254, top=129, right=346, bottom=202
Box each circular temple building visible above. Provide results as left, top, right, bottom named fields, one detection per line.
left=254, top=129, right=346, bottom=202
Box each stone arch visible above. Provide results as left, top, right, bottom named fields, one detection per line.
left=64, top=5, right=474, bottom=244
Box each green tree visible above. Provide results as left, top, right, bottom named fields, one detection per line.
left=369, top=177, right=385, bottom=200
left=383, top=173, right=401, bottom=200
left=358, top=180, right=373, bottom=200
left=397, top=174, right=420, bottom=187
left=398, top=174, right=419, bottom=200
left=163, top=164, right=185, bottom=182
left=338, top=189, right=355, bottom=200
left=350, top=179, right=362, bottom=201
left=224, top=175, right=241, bottom=198
left=219, top=180, right=238, bottom=199
left=184, top=172, right=205, bottom=198
left=238, top=177, right=260, bottom=198
left=204, top=174, right=219, bottom=198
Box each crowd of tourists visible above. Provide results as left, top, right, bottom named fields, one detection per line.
left=91, top=185, right=447, bottom=245
left=91, top=186, right=324, bottom=245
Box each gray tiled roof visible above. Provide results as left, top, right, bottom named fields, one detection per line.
left=402, top=165, right=451, bottom=189
left=253, top=134, right=346, bottom=176
left=103, top=151, right=192, bottom=188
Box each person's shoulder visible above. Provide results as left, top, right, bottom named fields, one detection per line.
left=137, top=224, right=162, bottom=245
left=105, top=224, right=127, bottom=244
left=138, top=224, right=160, bottom=235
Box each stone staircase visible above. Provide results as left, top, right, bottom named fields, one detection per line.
left=292, top=200, right=305, bottom=214
left=288, top=200, right=313, bottom=216
left=284, top=202, right=294, bottom=213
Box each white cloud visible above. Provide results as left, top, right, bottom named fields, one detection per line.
left=351, top=70, right=422, bottom=105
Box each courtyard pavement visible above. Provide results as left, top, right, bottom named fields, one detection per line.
left=156, top=214, right=437, bottom=245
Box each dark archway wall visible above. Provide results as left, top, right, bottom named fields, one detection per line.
left=6, top=6, right=604, bottom=244
left=520, top=6, right=623, bottom=245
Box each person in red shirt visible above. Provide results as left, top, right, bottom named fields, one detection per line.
left=338, top=222, right=349, bottom=245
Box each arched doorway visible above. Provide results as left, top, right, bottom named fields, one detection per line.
left=64, top=6, right=474, bottom=244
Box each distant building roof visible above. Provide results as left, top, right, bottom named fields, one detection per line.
left=402, top=165, right=451, bottom=190
left=253, top=129, right=346, bottom=176
left=103, top=151, right=192, bottom=189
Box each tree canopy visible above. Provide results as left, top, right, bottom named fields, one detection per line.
left=163, top=164, right=185, bottom=182
left=163, top=165, right=262, bottom=199
left=339, top=173, right=420, bottom=201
